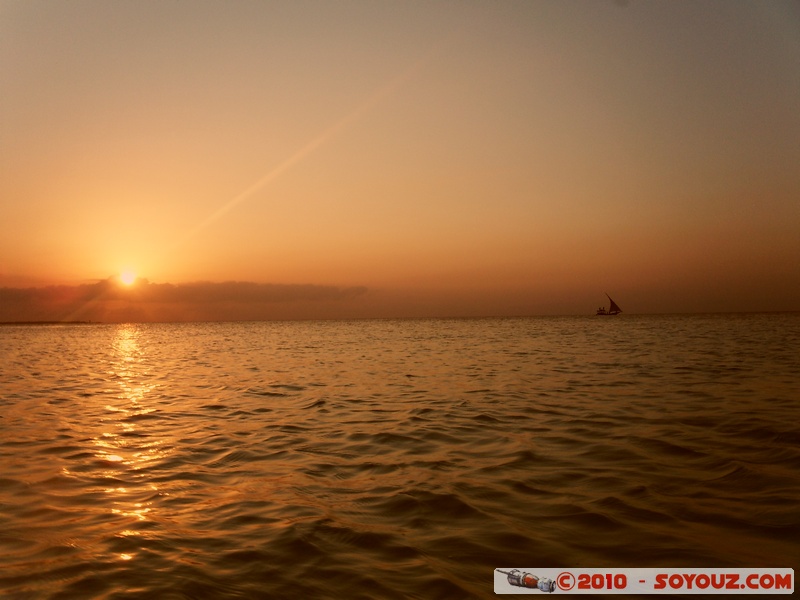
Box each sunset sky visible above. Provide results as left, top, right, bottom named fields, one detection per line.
left=2, top=0, right=799, bottom=320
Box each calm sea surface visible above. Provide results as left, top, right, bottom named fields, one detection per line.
left=1, top=315, right=798, bottom=599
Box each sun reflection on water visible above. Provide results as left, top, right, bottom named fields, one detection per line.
left=110, top=324, right=156, bottom=406
left=89, top=324, right=176, bottom=560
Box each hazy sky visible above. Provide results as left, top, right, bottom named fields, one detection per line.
left=2, top=0, right=799, bottom=319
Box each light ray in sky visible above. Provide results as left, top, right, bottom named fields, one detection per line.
left=170, top=33, right=456, bottom=254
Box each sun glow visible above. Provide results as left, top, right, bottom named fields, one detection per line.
left=120, top=270, right=137, bottom=286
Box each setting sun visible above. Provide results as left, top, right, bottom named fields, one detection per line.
left=120, top=270, right=137, bottom=286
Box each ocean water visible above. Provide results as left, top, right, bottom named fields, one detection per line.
left=1, top=314, right=798, bottom=599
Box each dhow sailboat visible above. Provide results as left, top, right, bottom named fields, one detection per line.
left=596, top=294, right=622, bottom=316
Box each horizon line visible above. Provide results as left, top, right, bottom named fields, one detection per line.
left=3, top=310, right=798, bottom=327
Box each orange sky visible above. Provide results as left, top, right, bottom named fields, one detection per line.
left=2, top=0, right=799, bottom=320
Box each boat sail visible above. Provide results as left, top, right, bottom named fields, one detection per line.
left=596, top=293, right=622, bottom=316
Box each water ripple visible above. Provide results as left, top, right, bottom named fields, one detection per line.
left=1, top=315, right=798, bottom=598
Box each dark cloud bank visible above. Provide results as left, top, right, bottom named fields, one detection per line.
left=0, top=279, right=369, bottom=323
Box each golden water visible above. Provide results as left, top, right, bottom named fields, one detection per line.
left=1, top=315, right=798, bottom=598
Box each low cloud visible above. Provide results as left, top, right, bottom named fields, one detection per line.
left=0, top=278, right=369, bottom=323
left=136, top=281, right=367, bottom=304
